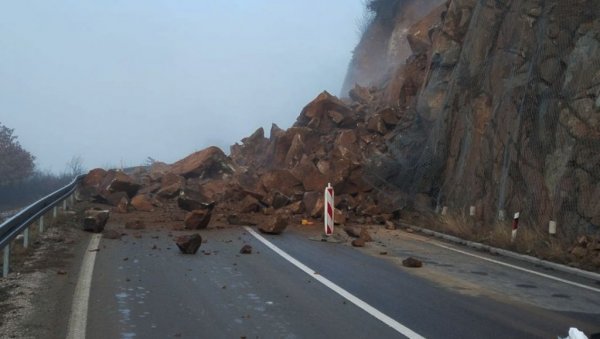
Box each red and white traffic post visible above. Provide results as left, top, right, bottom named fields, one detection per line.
left=324, top=183, right=334, bottom=236
left=511, top=212, right=520, bottom=243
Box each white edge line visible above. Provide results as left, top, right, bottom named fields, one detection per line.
left=409, top=234, right=600, bottom=294
left=244, top=226, right=425, bottom=339
left=67, top=233, right=102, bottom=339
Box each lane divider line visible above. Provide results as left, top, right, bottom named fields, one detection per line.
left=67, top=233, right=102, bottom=339
left=403, top=233, right=600, bottom=294
left=244, top=226, right=425, bottom=339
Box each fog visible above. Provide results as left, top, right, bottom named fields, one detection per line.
left=0, top=1, right=364, bottom=173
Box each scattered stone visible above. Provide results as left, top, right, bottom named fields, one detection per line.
left=351, top=238, right=366, bottom=247
left=83, top=209, right=110, bottom=233
left=125, top=219, right=146, bottom=230
left=360, top=228, right=373, bottom=242
left=344, top=227, right=361, bottom=238
left=379, top=251, right=388, bottom=255
left=402, top=257, right=423, bottom=268
left=57, top=270, right=67, bottom=275
left=227, top=214, right=256, bottom=226
left=240, top=245, right=253, bottom=254
left=103, top=230, right=121, bottom=239
left=175, top=234, right=203, bottom=254
left=385, top=221, right=396, bottom=230
left=184, top=210, right=212, bottom=229
left=115, top=196, right=129, bottom=213
left=258, top=215, right=289, bottom=235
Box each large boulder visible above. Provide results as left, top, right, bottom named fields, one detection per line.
left=294, top=91, right=352, bottom=132
left=107, top=172, right=141, bottom=198
left=291, top=156, right=328, bottom=192
left=83, top=209, right=110, bottom=233
left=177, top=190, right=212, bottom=212
left=156, top=173, right=185, bottom=198
left=175, top=234, right=202, bottom=254
left=260, top=170, right=302, bottom=197
left=131, top=194, right=155, bottom=212
left=169, top=146, right=234, bottom=179
left=258, top=215, right=289, bottom=235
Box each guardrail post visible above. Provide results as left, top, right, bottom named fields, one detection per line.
left=70, top=194, right=75, bottom=205
left=39, top=215, right=45, bottom=233
left=23, top=227, right=29, bottom=248
left=53, top=206, right=58, bottom=218
left=63, top=199, right=67, bottom=211
left=3, top=244, right=9, bottom=277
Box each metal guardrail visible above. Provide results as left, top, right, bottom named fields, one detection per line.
left=0, top=174, right=85, bottom=277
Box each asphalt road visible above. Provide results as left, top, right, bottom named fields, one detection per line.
left=86, top=226, right=600, bottom=338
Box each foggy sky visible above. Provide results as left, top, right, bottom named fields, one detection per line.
left=0, top=1, right=364, bottom=173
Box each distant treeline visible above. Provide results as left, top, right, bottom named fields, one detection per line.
left=0, top=171, right=75, bottom=211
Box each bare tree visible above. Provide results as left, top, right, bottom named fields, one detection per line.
left=65, top=155, right=85, bottom=177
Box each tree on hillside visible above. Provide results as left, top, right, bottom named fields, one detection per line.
left=0, top=123, right=35, bottom=186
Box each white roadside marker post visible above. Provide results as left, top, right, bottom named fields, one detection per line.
left=324, top=183, right=334, bottom=236
left=511, top=212, right=520, bottom=243
left=549, top=220, right=557, bottom=236
left=23, top=227, right=29, bottom=248
left=3, top=245, right=9, bottom=277
left=469, top=205, right=476, bottom=217
left=39, top=215, right=45, bottom=233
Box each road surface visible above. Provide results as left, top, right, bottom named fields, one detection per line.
left=80, top=225, right=600, bottom=338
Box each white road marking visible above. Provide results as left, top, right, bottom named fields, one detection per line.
left=244, top=226, right=425, bottom=339
left=405, top=233, right=600, bottom=294
left=67, top=234, right=102, bottom=339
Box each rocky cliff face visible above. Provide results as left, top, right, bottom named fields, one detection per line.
left=346, top=0, right=600, bottom=236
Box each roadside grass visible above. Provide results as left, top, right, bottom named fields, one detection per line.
left=404, top=210, right=578, bottom=269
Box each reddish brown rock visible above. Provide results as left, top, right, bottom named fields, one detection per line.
left=385, top=221, right=397, bottom=230
left=360, top=228, right=373, bottom=242
left=259, top=215, right=289, bottom=235
left=351, top=238, right=366, bottom=247
left=106, top=192, right=129, bottom=207
left=291, top=156, right=328, bottom=192
left=115, top=197, right=129, bottom=213
left=131, top=194, right=154, bottom=212
left=344, top=227, right=361, bottom=238
left=260, top=170, right=302, bottom=197
left=226, top=214, right=256, bottom=226
left=175, top=234, right=202, bottom=254
left=334, top=208, right=346, bottom=225
left=239, top=195, right=261, bottom=213
left=170, top=146, right=234, bottom=179
left=294, top=91, right=352, bottom=132
left=83, top=168, right=108, bottom=187
left=177, top=190, right=211, bottom=212
left=240, top=245, right=253, bottom=254
left=108, top=172, right=141, bottom=198
left=184, top=210, right=212, bottom=229
left=302, top=192, right=325, bottom=218
left=103, top=230, right=121, bottom=239
left=156, top=183, right=182, bottom=199
left=125, top=219, right=145, bottom=230
left=83, top=209, right=110, bottom=233
left=402, top=257, right=423, bottom=268
left=265, top=191, right=291, bottom=210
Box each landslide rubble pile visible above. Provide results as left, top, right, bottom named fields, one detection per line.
left=76, top=90, right=405, bottom=231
